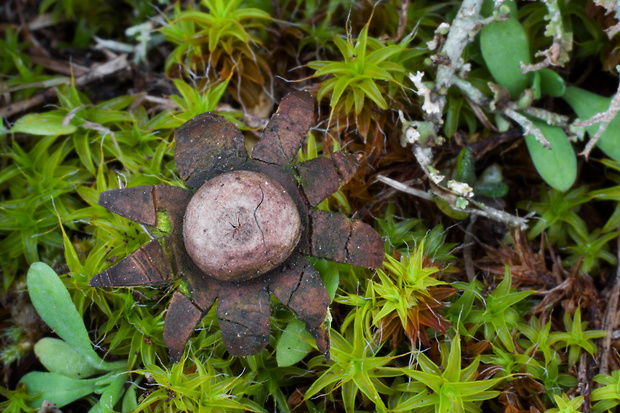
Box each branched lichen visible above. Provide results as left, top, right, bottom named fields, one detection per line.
left=520, top=0, right=572, bottom=72
left=575, top=66, right=620, bottom=158
left=594, top=0, right=620, bottom=39
left=503, top=107, right=551, bottom=148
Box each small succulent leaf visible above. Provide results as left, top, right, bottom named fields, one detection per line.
left=539, top=68, right=566, bottom=97
left=456, top=147, right=476, bottom=185
left=88, top=373, right=128, bottom=413
left=276, top=319, right=314, bottom=367
left=19, top=371, right=103, bottom=409
left=563, top=86, right=620, bottom=163
left=27, top=263, right=105, bottom=367
left=312, top=259, right=339, bottom=301
left=480, top=17, right=531, bottom=98
left=434, top=197, right=469, bottom=220
left=11, top=111, right=78, bottom=136
left=474, top=181, right=509, bottom=197
left=525, top=120, right=576, bottom=192
left=34, top=338, right=104, bottom=379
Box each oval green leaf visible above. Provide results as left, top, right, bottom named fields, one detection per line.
left=20, top=371, right=101, bottom=408
left=276, top=319, right=314, bottom=367
left=26, top=263, right=109, bottom=368
left=474, top=181, right=509, bottom=198
left=524, top=120, right=576, bottom=192
left=34, top=338, right=104, bottom=379
left=539, top=68, right=565, bottom=97
left=563, top=86, right=620, bottom=162
left=12, top=112, right=77, bottom=136
left=456, top=147, right=476, bottom=185
left=480, top=17, right=531, bottom=99
left=312, top=258, right=339, bottom=301
left=434, top=197, right=469, bottom=220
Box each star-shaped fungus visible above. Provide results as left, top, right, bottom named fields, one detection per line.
left=89, top=91, right=384, bottom=361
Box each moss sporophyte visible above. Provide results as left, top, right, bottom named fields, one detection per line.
left=87, top=91, right=385, bottom=361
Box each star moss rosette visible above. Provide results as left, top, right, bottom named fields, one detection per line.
left=89, top=91, right=384, bottom=361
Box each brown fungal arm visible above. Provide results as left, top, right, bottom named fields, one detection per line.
left=216, top=280, right=271, bottom=356
left=251, top=91, right=314, bottom=165
left=295, top=151, right=359, bottom=206
left=174, top=112, right=247, bottom=188
left=268, top=253, right=331, bottom=357
left=89, top=235, right=183, bottom=287
left=183, top=265, right=220, bottom=312
left=164, top=291, right=204, bottom=362
left=99, top=186, right=192, bottom=233
left=307, top=210, right=384, bottom=268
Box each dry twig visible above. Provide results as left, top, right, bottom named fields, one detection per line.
left=0, top=54, right=129, bottom=119
left=599, top=234, right=620, bottom=376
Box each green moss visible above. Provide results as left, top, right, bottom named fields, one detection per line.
left=156, top=211, right=172, bottom=233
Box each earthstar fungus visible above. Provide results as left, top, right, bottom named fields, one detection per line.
left=89, top=91, right=384, bottom=361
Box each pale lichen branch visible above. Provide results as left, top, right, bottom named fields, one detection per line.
left=376, top=175, right=529, bottom=230
left=520, top=0, right=572, bottom=73
left=503, top=108, right=551, bottom=148
left=575, top=66, right=620, bottom=159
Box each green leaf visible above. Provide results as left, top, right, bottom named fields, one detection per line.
left=539, top=68, right=566, bottom=97
left=525, top=120, right=576, bottom=192
left=480, top=18, right=531, bottom=99
left=89, top=373, right=128, bottom=413
left=276, top=319, right=313, bottom=367
left=532, top=71, right=542, bottom=100
left=474, top=181, right=509, bottom=198
left=34, top=338, right=104, bottom=379
left=26, top=263, right=120, bottom=370
left=434, top=197, right=469, bottom=220
left=12, top=112, right=77, bottom=136
left=121, top=382, right=138, bottom=413
left=563, top=86, right=620, bottom=163
left=313, top=258, right=339, bottom=301
left=20, top=371, right=102, bottom=408
left=456, top=147, right=475, bottom=185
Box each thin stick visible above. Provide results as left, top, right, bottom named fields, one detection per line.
left=599, top=233, right=620, bottom=376
left=1, top=55, right=129, bottom=119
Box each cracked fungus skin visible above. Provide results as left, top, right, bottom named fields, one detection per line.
left=183, top=170, right=301, bottom=281
left=89, top=91, right=385, bottom=361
